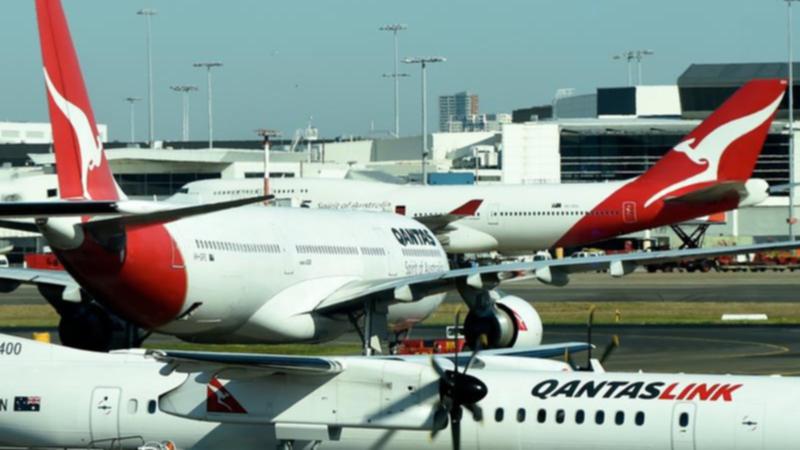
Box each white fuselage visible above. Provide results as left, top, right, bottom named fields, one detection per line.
left=176, top=177, right=627, bottom=254
left=163, top=206, right=449, bottom=342
left=48, top=205, right=449, bottom=344
left=0, top=336, right=798, bottom=450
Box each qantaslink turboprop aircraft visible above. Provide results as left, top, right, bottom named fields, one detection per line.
left=0, top=333, right=797, bottom=450
left=0, top=0, right=795, bottom=354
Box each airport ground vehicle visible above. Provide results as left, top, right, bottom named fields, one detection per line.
left=1, top=333, right=799, bottom=450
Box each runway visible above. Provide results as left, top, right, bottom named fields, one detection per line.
left=4, top=271, right=799, bottom=306
left=447, top=271, right=800, bottom=303
left=2, top=324, right=797, bottom=376
left=1, top=271, right=799, bottom=375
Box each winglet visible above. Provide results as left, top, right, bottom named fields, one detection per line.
left=449, top=199, right=483, bottom=217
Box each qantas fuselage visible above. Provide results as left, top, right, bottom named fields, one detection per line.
left=48, top=206, right=449, bottom=343
left=178, top=177, right=753, bottom=254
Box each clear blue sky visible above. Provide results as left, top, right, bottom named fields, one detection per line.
left=0, top=0, right=793, bottom=142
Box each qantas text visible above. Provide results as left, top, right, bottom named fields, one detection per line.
left=392, top=228, right=437, bottom=247
left=531, top=379, right=742, bottom=402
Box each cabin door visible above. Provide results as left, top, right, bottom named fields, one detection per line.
left=671, top=402, right=696, bottom=450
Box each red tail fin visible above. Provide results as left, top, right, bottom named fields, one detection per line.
left=640, top=79, right=786, bottom=207
left=36, top=0, right=120, bottom=201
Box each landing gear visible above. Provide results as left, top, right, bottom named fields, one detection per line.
left=348, top=299, right=389, bottom=356
left=58, top=303, right=113, bottom=352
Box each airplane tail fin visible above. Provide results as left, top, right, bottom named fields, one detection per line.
left=35, top=0, right=121, bottom=201
left=641, top=79, right=786, bottom=208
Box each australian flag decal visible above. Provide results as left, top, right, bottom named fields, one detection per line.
left=14, top=396, right=41, bottom=412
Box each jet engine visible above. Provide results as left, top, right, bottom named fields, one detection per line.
left=462, top=292, right=543, bottom=350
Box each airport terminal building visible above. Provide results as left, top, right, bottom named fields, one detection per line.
left=0, top=62, right=797, bottom=255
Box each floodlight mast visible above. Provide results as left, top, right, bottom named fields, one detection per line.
left=380, top=24, right=408, bottom=137
left=170, top=85, right=198, bottom=141
left=137, top=8, right=157, bottom=147
left=124, top=97, right=141, bottom=143
left=613, top=50, right=654, bottom=86
left=403, top=56, right=446, bottom=185
left=787, top=0, right=799, bottom=240
left=193, top=62, right=223, bottom=149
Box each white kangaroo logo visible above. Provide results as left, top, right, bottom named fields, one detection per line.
left=644, top=93, right=784, bottom=208
left=43, top=68, right=104, bottom=200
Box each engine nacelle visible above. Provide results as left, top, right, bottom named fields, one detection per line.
left=463, top=293, right=543, bottom=350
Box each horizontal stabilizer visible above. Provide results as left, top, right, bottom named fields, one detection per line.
left=84, top=195, right=271, bottom=231
left=0, top=219, right=39, bottom=233
left=663, top=181, right=745, bottom=205
left=0, top=200, right=119, bottom=218
left=416, top=199, right=483, bottom=232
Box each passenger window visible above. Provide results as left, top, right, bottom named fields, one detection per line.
left=517, top=408, right=526, bottom=423
left=555, top=409, right=565, bottom=424
left=495, top=408, right=504, bottom=422
left=615, top=411, right=624, bottom=425
left=635, top=411, right=645, bottom=426
left=147, top=400, right=157, bottom=414
left=679, top=412, right=689, bottom=428
left=575, top=410, right=585, bottom=424
left=537, top=408, right=546, bottom=423
left=595, top=410, right=605, bottom=425
left=127, top=399, right=138, bottom=414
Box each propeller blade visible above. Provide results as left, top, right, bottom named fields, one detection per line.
left=464, top=403, right=483, bottom=422
left=564, top=348, right=579, bottom=371
left=450, top=405, right=463, bottom=450
left=463, top=333, right=484, bottom=375
left=599, top=334, right=620, bottom=364
left=430, top=403, right=449, bottom=438
left=453, top=310, right=462, bottom=369
left=586, top=304, right=597, bottom=369
left=431, top=356, right=449, bottom=380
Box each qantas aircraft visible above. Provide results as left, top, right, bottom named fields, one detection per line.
left=177, top=96, right=778, bottom=255
left=0, top=333, right=797, bottom=450
left=1, top=0, right=795, bottom=354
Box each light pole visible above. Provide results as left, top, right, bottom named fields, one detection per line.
left=170, top=85, right=197, bottom=142
left=193, top=62, right=223, bottom=149
left=124, top=97, right=141, bottom=143
left=613, top=50, right=654, bottom=86
left=613, top=52, right=634, bottom=86
left=634, top=49, right=655, bottom=85
left=787, top=0, right=799, bottom=239
left=379, top=24, right=407, bottom=137
left=137, top=8, right=157, bottom=147
left=403, top=56, right=445, bottom=185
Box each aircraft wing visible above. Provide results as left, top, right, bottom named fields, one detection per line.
left=314, top=240, right=800, bottom=315
left=414, top=199, right=483, bottom=232
left=0, top=267, right=78, bottom=290
left=149, top=349, right=344, bottom=375
left=149, top=342, right=589, bottom=374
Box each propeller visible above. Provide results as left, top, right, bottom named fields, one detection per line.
left=430, top=311, right=488, bottom=450
left=572, top=305, right=621, bottom=371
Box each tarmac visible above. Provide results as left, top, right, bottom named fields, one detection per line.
left=1, top=271, right=799, bottom=376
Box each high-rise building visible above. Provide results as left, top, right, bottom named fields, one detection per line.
left=438, top=91, right=479, bottom=131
